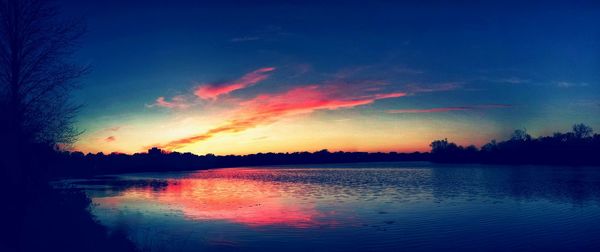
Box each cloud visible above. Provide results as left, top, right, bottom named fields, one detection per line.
left=149, top=67, right=276, bottom=110
left=403, top=82, right=462, bottom=93
left=556, top=81, right=589, bottom=88
left=291, top=63, right=312, bottom=77
left=387, top=104, right=511, bottom=114
left=152, top=95, right=190, bottom=109
left=392, top=66, right=424, bottom=75
left=155, top=84, right=407, bottom=150
left=105, top=136, right=116, bottom=142
left=147, top=67, right=463, bottom=150
left=570, top=99, right=600, bottom=108
left=500, top=77, right=530, bottom=84
left=104, top=126, right=120, bottom=132
left=194, top=67, right=275, bottom=100
left=387, top=107, right=469, bottom=113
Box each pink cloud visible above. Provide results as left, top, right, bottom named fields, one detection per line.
left=194, top=67, right=275, bottom=100
left=153, top=95, right=190, bottom=109
left=105, top=136, right=116, bottom=142
left=387, top=104, right=511, bottom=114
left=372, top=92, right=409, bottom=99
left=155, top=84, right=407, bottom=150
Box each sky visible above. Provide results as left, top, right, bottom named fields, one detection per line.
left=60, top=0, right=600, bottom=155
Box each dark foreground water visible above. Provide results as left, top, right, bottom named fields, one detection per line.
left=68, top=162, right=600, bottom=251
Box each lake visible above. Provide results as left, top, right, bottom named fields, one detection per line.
left=68, top=162, right=600, bottom=251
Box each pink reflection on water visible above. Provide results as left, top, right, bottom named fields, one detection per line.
left=95, top=168, right=336, bottom=228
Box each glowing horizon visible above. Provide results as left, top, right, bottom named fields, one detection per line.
left=73, top=67, right=506, bottom=155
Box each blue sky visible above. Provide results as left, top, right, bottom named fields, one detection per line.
left=59, top=0, right=600, bottom=154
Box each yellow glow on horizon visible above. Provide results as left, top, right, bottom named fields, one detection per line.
left=74, top=110, right=500, bottom=155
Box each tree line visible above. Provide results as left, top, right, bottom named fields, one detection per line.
left=430, top=123, right=600, bottom=165
left=45, top=122, right=600, bottom=178
left=50, top=148, right=430, bottom=177
left=0, top=0, right=598, bottom=250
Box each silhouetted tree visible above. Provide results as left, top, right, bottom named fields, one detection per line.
left=0, top=0, right=87, bottom=184
left=430, top=139, right=453, bottom=154
left=429, top=123, right=599, bottom=165
left=0, top=2, right=139, bottom=251
left=429, top=138, right=467, bottom=162
left=510, top=128, right=531, bottom=142
left=573, top=123, right=593, bottom=139
left=481, top=139, right=497, bottom=152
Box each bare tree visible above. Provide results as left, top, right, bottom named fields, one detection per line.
left=0, top=0, right=87, bottom=183
left=0, top=0, right=87, bottom=147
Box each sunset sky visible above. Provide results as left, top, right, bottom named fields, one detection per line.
left=62, top=1, right=600, bottom=155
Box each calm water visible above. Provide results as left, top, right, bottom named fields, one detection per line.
left=69, top=162, right=600, bottom=251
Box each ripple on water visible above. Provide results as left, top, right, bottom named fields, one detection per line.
left=68, top=163, right=600, bottom=251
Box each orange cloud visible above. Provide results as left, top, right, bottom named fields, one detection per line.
left=194, top=67, right=275, bottom=99
left=105, top=136, right=116, bottom=142
left=387, top=104, right=511, bottom=114
left=156, top=84, right=407, bottom=150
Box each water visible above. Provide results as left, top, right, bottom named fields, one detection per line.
left=68, top=162, right=600, bottom=251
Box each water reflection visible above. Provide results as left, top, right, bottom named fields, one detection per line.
left=72, top=163, right=600, bottom=251
left=96, top=176, right=327, bottom=227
